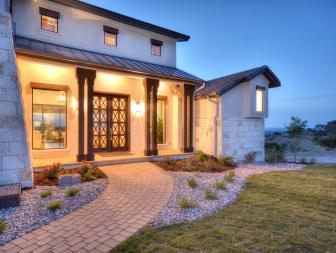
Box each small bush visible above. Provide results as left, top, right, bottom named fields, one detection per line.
left=179, top=197, right=199, bottom=209
left=300, top=158, right=306, bottom=164
left=219, top=156, right=237, bottom=167
left=195, top=150, right=210, bottom=162
left=205, top=189, right=218, bottom=200
left=215, top=181, right=225, bottom=190
left=47, top=200, right=62, bottom=212
left=187, top=178, right=198, bottom=189
left=165, top=157, right=176, bottom=166
left=43, top=163, right=61, bottom=179
left=0, top=219, right=7, bottom=234
left=65, top=188, right=80, bottom=197
left=40, top=190, right=53, bottom=198
left=225, top=171, right=235, bottom=182
left=244, top=151, right=258, bottom=163
left=266, top=149, right=286, bottom=163
left=83, top=172, right=96, bottom=181
left=80, top=162, right=92, bottom=175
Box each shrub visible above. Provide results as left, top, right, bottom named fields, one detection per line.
left=266, top=148, right=286, bottom=163
left=0, top=219, right=7, bottom=234
left=43, top=163, right=61, bottom=179
left=300, top=158, right=306, bottom=164
left=319, top=136, right=336, bottom=149
left=65, top=188, right=80, bottom=197
left=47, top=200, right=62, bottom=212
left=224, top=171, right=235, bottom=182
left=165, top=157, right=176, bottom=166
left=179, top=197, right=199, bottom=209
left=187, top=178, right=198, bottom=189
left=219, top=156, right=237, bottom=167
left=40, top=190, right=53, bottom=198
left=205, top=189, right=218, bottom=200
left=195, top=150, right=210, bottom=162
left=185, top=159, right=194, bottom=171
left=83, top=172, right=96, bottom=182
left=215, top=181, right=225, bottom=190
left=80, top=162, right=91, bottom=175
left=244, top=151, right=258, bottom=163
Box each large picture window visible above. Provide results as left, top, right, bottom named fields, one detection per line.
left=157, top=98, right=166, bottom=144
left=32, top=89, right=67, bottom=150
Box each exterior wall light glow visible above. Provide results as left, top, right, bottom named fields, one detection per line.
left=132, top=101, right=144, bottom=118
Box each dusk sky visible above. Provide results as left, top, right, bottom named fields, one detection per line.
left=84, top=0, right=336, bottom=128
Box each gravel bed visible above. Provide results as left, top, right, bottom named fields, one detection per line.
left=152, top=163, right=304, bottom=227
left=0, top=179, right=108, bottom=245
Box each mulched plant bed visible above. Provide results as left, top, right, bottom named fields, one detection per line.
left=156, top=157, right=233, bottom=173
left=34, top=162, right=107, bottom=186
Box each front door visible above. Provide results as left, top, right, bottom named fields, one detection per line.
left=93, top=94, right=129, bottom=152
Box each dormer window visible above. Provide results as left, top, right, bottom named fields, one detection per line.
left=151, top=39, right=162, bottom=57
left=256, top=86, right=265, bottom=112
left=104, top=26, right=119, bottom=47
left=40, top=7, right=59, bottom=33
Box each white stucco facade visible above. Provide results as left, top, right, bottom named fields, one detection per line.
left=196, top=74, right=270, bottom=162
left=12, top=0, right=178, bottom=67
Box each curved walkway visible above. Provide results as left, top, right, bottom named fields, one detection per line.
left=0, top=163, right=173, bottom=253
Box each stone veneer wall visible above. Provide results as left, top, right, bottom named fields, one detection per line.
left=0, top=12, right=32, bottom=187
left=221, top=118, right=265, bottom=162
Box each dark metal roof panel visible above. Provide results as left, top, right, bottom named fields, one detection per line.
left=195, top=66, right=281, bottom=97
left=14, top=36, right=202, bottom=83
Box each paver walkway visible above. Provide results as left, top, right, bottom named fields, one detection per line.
left=0, top=163, right=173, bottom=253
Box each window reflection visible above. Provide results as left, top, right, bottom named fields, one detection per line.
left=157, top=99, right=166, bottom=144
left=32, top=89, right=66, bottom=150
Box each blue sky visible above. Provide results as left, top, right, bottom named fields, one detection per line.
left=84, top=0, right=336, bottom=128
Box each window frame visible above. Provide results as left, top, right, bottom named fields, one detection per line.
left=104, top=31, right=118, bottom=47
left=256, top=86, right=265, bottom=113
left=151, top=39, right=163, bottom=57
left=157, top=96, right=167, bottom=144
left=41, top=14, right=59, bottom=33
left=32, top=88, right=67, bottom=150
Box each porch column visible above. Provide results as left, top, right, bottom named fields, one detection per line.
left=86, top=70, right=96, bottom=161
left=181, top=83, right=195, bottom=153
left=76, top=68, right=96, bottom=162
left=144, top=78, right=159, bottom=156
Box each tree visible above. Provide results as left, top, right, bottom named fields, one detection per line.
left=286, top=116, right=308, bottom=163
left=325, top=120, right=336, bottom=137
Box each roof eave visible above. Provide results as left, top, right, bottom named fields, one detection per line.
left=15, top=48, right=202, bottom=85
left=49, top=0, right=190, bottom=42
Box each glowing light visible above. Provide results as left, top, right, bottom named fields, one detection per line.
left=132, top=101, right=144, bottom=118
left=71, top=97, right=78, bottom=112
left=256, top=88, right=264, bottom=112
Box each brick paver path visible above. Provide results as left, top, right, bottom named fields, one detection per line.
left=0, top=163, right=173, bottom=253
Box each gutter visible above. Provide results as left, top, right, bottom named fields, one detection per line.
left=207, top=96, right=220, bottom=157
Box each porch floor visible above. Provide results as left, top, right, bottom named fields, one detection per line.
left=32, top=150, right=193, bottom=170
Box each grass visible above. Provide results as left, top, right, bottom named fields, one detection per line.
left=40, top=189, right=53, bottom=198
left=179, top=197, right=199, bottom=209
left=110, top=165, right=336, bottom=253
left=65, top=187, right=80, bottom=197
left=0, top=219, right=7, bottom=234
left=214, top=181, right=225, bottom=190
left=224, top=170, right=235, bottom=182
left=187, top=178, right=198, bottom=189
left=205, top=189, right=218, bottom=200
left=47, top=200, right=62, bottom=212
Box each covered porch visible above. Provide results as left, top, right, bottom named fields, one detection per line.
left=15, top=36, right=202, bottom=168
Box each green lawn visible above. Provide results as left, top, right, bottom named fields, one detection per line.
left=110, top=165, right=336, bottom=253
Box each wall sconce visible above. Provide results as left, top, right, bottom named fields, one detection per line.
left=135, top=101, right=141, bottom=118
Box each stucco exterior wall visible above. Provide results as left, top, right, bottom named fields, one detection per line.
left=0, top=12, right=32, bottom=187
left=12, top=0, right=177, bottom=67
left=16, top=56, right=182, bottom=165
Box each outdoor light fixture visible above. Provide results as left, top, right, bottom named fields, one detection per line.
left=135, top=101, right=141, bottom=117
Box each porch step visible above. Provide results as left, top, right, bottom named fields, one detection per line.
left=33, top=153, right=194, bottom=171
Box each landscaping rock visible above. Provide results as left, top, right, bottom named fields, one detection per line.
left=58, top=174, right=81, bottom=187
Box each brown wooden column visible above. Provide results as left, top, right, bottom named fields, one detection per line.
left=86, top=69, right=96, bottom=161
left=144, top=78, right=159, bottom=156
left=76, top=68, right=86, bottom=162
left=76, top=67, right=96, bottom=162
left=181, top=83, right=195, bottom=153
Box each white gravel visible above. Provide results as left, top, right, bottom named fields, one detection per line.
left=0, top=179, right=108, bottom=245
left=152, top=163, right=304, bottom=227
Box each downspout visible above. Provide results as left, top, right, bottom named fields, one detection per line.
left=207, top=95, right=220, bottom=157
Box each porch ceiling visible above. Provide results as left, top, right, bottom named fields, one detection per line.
left=14, top=35, right=203, bottom=84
